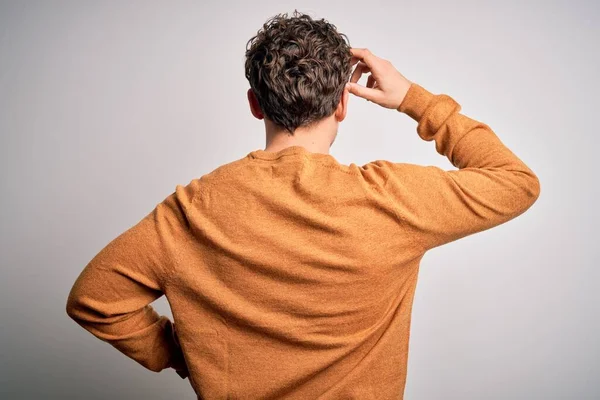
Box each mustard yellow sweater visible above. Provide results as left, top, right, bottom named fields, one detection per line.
left=66, top=83, right=540, bottom=399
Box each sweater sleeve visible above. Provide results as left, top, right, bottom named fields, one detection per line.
left=65, top=185, right=193, bottom=378
left=361, top=83, right=541, bottom=252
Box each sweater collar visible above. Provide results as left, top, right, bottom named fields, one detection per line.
left=248, top=145, right=335, bottom=161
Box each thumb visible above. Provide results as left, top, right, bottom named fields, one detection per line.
left=346, top=82, right=381, bottom=103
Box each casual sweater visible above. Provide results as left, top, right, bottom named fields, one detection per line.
left=66, top=82, right=540, bottom=399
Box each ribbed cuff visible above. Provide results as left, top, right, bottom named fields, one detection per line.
left=397, top=83, right=435, bottom=121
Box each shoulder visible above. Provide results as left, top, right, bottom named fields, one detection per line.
left=176, top=156, right=250, bottom=201
left=200, top=157, right=249, bottom=186
left=345, top=160, right=418, bottom=185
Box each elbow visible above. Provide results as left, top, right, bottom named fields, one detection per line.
left=65, top=297, right=76, bottom=320
left=516, top=174, right=540, bottom=214
left=65, top=290, right=82, bottom=322
left=506, top=170, right=541, bottom=215
left=531, top=176, right=541, bottom=202
left=514, top=167, right=541, bottom=205
left=526, top=172, right=541, bottom=203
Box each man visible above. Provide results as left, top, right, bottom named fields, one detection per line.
left=66, top=10, right=540, bottom=399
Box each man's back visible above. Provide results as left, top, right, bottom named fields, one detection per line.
left=171, top=144, right=424, bottom=397
left=66, top=82, right=540, bottom=399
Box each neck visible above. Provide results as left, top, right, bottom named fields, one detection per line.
left=263, top=117, right=337, bottom=155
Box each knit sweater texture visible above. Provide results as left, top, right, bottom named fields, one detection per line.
left=66, top=82, right=541, bottom=399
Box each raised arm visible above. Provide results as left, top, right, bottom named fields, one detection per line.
left=347, top=48, right=540, bottom=251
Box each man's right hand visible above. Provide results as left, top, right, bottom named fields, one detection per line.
left=346, top=48, right=412, bottom=111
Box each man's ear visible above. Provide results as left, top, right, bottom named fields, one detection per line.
left=335, top=85, right=350, bottom=122
left=247, top=88, right=264, bottom=120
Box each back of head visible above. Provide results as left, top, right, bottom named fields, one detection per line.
left=245, top=10, right=352, bottom=135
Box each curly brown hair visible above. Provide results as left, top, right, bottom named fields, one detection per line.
left=244, top=10, right=353, bottom=135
